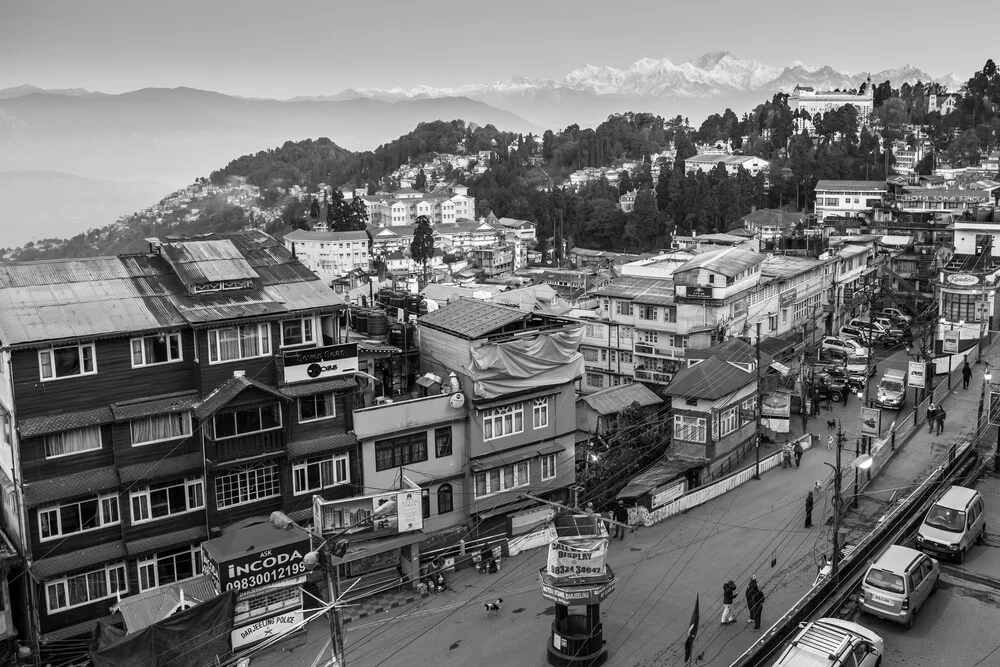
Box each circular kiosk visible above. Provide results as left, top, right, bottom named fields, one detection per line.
left=539, top=511, right=615, bottom=666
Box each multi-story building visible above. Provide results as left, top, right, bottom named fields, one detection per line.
left=434, top=219, right=502, bottom=250
left=361, top=186, right=475, bottom=227
left=283, top=229, right=371, bottom=283
left=414, top=300, right=580, bottom=530
left=0, top=231, right=355, bottom=660
left=927, top=93, right=960, bottom=115
left=893, top=187, right=991, bottom=217
left=814, top=180, right=887, bottom=223
left=684, top=154, right=769, bottom=177
left=790, top=84, right=874, bottom=134
left=494, top=217, right=537, bottom=241
left=471, top=245, right=514, bottom=277
left=937, top=208, right=1000, bottom=350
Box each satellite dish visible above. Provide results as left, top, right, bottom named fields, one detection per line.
left=450, top=393, right=466, bottom=408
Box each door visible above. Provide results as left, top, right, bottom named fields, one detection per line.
left=855, top=642, right=879, bottom=667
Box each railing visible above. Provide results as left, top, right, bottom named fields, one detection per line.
left=211, top=429, right=285, bottom=463
left=634, top=369, right=674, bottom=384
left=633, top=343, right=684, bottom=358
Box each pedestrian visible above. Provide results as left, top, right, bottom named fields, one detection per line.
left=793, top=441, right=804, bottom=469
left=936, top=406, right=946, bottom=435
left=746, top=576, right=765, bottom=630
left=805, top=491, right=814, bottom=528
left=827, top=434, right=834, bottom=451
left=825, top=391, right=832, bottom=410
left=843, top=386, right=850, bottom=405
left=721, top=580, right=737, bottom=624
left=812, top=389, right=821, bottom=415
left=927, top=403, right=937, bottom=434
left=963, top=360, right=973, bottom=390
left=612, top=501, right=629, bottom=541
left=782, top=441, right=794, bottom=469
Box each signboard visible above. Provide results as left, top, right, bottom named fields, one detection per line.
left=313, top=489, right=423, bottom=539
left=907, top=361, right=927, bottom=389
left=546, top=537, right=607, bottom=584
left=231, top=611, right=304, bottom=648
left=686, top=286, right=713, bottom=299
left=860, top=407, right=881, bottom=437
left=989, top=382, right=1000, bottom=426
left=202, top=536, right=310, bottom=593
left=943, top=330, right=961, bottom=354
left=946, top=274, right=981, bottom=287
left=898, top=192, right=987, bottom=203
left=283, top=343, right=358, bottom=383
left=539, top=577, right=616, bottom=606
left=651, top=480, right=686, bottom=509
left=508, top=506, right=557, bottom=536
left=732, top=298, right=747, bottom=318
left=779, top=288, right=797, bottom=308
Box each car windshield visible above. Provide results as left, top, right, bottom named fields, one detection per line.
left=925, top=505, right=967, bottom=533
left=881, top=381, right=904, bottom=392
left=865, top=568, right=905, bottom=594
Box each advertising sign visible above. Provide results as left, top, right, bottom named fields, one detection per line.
left=508, top=506, right=557, bottom=536
left=946, top=274, right=980, bottom=287
left=686, top=285, right=713, bottom=299
left=779, top=288, right=797, bottom=308
left=313, top=489, right=423, bottom=539
left=539, top=578, right=616, bottom=606
left=860, top=407, right=881, bottom=437
left=908, top=361, right=926, bottom=389
left=231, top=611, right=304, bottom=648
left=651, top=480, right=686, bottom=509
left=989, top=382, right=1000, bottom=426
left=546, top=537, right=608, bottom=584
left=732, top=298, right=748, bottom=318
left=202, top=536, right=310, bottom=593
left=943, top=330, right=961, bottom=354
left=283, top=343, right=358, bottom=383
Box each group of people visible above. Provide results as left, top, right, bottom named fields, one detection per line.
left=781, top=440, right=804, bottom=469
left=926, top=402, right=947, bottom=435
left=720, top=576, right=766, bottom=630
left=422, top=557, right=448, bottom=593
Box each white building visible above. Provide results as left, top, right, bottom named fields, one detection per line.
left=684, top=154, right=769, bottom=177
left=282, top=229, right=370, bottom=283
left=790, top=85, right=874, bottom=134
left=361, top=185, right=475, bottom=227
left=814, top=180, right=887, bottom=222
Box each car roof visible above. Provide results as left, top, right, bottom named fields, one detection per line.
left=936, top=485, right=978, bottom=510
left=872, top=544, right=923, bottom=572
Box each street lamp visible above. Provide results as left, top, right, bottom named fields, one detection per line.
left=822, top=428, right=873, bottom=581
left=939, top=317, right=964, bottom=388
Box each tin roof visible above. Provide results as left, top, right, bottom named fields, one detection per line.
left=31, top=539, right=127, bottom=579
left=593, top=276, right=674, bottom=305
left=617, top=457, right=702, bottom=499
left=160, top=239, right=258, bottom=286
left=674, top=248, right=765, bottom=278
left=18, top=406, right=114, bottom=438
left=194, top=376, right=290, bottom=419
left=202, top=521, right=307, bottom=564
left=25, top=465, right=119, bottom=507
left=814, top=180, right=887, bottom=192
left=580, top=383, right=662, bottom=416
left=125, top=526, right=207, bottom=558
left=279, top=377, right=357, bottom=397
left=114, top=574, right=216, bottom=634
left=664, top=356, right=755, bottom=399
left=287, top=433, right=359, bottom=459
left=110, top=391, right=200, bottom=422
left=284, top=230, right=370, bottom=242
left=417, top=298, right=528, bottom=339
left=118, top=453, right=204, bottom=484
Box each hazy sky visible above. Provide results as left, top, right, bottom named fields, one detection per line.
left=2, top=0, right=997, bottom=97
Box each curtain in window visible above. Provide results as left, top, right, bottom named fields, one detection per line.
left=46, top=426, right=102, bottom=457
left=216, top=328, right=241, bottom=361
left=239, top=325, right=259, bottom=357
left=438, top=484, right=453, bottom=514
left=67, top=574, right=89, bottom=606
left=132, top=413, right=189, bottom=444
left=503, top=466, right=514, bottom=490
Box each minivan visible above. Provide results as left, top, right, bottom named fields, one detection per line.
left=773, top=617, right=883, bottom=667
left=859, top=544, right=939, bottom=629
left=848, top=319, right=887, bottom=342
left=916, top=485, right=986, bottom=563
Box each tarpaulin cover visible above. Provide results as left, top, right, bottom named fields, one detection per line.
left=91, top=590, right=235, bottom=667
left=468, top=327, right=585, bottom=398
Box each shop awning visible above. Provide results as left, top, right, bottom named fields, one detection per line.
left=335, top=531, right=425, bottom=564
left=125, top=526, right=208, bottom=558
left=617, top=456, right=704, bottom=501
left=31, top=540, right=127, bottom=579
left=474, top=498, right=536, bottom=520
left=470, top=449, right=536, bottom=472
left=18, top=406, right=114, bottom=438
left=24, top=466, right=119, bottom=507
left=118, top=453, right=203, bottom=483
left=287, top=433, right=358, bottom=459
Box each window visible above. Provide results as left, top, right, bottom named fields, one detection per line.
left=38, top=494, right=120, bottom=541
left=532, top=398, right=549, bottom=429
left=664, top=307, right=677, bottom=323
left=768, top=314, right=778, bottom=332
left=541, top=453, right=557, bottom=481
left=422, top=489, right=431, bottom=519
left=207, top=324, right=271, bottom=364
left=137, top=545, right=203, bottom=592
left=615, top=301, right=634, bottom=316
left=641, top=330, right=658, bottom=344
left=673, top=415, right=707, bottom=443
left=292, top=454, right=349, bottom=495
left=638, top=305, right=657, bottom=320
left=473, top=460, right=530, bottom=497
left=215, top=464, right=280, bottom=509
left=482, top=404, right=524, bottom=440
left=44, top=425, right=102, bottom=459
left=280, top=318, right=315, bottom=347
left=45, top=563, right=127, bottom=613
left=375, top=432, right=428, bottom=471
left=298, top=392, right=336, bottom=423
left=620, top=352, right=633, bottom=364
left=130, top=478, right=204, bottom=523
left=586, top=372, right=604, bottom=388
left=130, top=413, right=192, bottom=446
left=741, top=398, right=756, bottom=424
left=719, top=407, right=738, bottom=437
left=39, top=343, right=96, bottom=380
left=1, top=410, right=11, bottom=447
left=214, top=404, right=282, bottom=439
left=582, top=348, right=599, bottom=362
left=434, top=427, right=452, bottom=457
left=437, top=483, right=454, bottom=514
left=130, top=333, right=181, bottom=367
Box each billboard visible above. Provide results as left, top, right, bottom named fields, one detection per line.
left=860, top=407, right=881, bottom=437
left=546, top=537, right=607, bottom=585
left=313, top=489, right=423, bottom=539
left=907, top=361, right=926, bottom=389
left=779, top=288, right=797, bottom=308
left=283, top=343, right=358, bottom=383
left=202, top=535, right=310, bottom=593
left=943, top=331, right=960, bottom=354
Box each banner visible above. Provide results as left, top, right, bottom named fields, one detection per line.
left=908, top=361, right=926, bottom=388
left=860, top=407, right=881, bottom=437
left=283, top=343, right=358, bottom=383
left=546, top=537, right=607, bottom=584
left=943, top=330, right=960, bottom=354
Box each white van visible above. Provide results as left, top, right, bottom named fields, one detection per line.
left=916, top=485, right=986, bottom=563
left=773, top=617, right=883, bottom=667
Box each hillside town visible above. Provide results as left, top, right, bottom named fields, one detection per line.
left=2, top=64, right=1000, bottom=667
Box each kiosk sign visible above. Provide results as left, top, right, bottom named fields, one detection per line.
left=546, top=537, right=607, bottom=583
left=907, top=361, right=926, bottom=389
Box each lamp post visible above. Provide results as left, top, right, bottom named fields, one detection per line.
left=939, top=317, right=963, bottom=388
left=822, top=421, right=874, bottom=581
left=978, top=290, right=995, bottom=364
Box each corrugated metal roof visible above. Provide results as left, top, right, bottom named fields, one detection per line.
left=110, top=391, right=200, bottom=422
left=118, top=453, right=204, bottom=484
left=280, top=377, right=357, bottom=398
left=114, top=574, right=216, bottom=634
left=160, top=239, right=258, bottom=285
left=815, top=180, right=887, bottom=192
left=664, top=357, right=754, bottom=399
left=674, top=248, right=765, bottom=277
left=593, top=276, right=674, bottom=305
left=287, top=433, right=358, bottom=459
left=284, top=230, right=370, bottom=242
left=616, top=457, right=701, bottom=499
left=417, top=298, right=527, bottom=339
left=195, top=376, right=289, bottom=419
left=125, top=526, right=207, bottom=558
left=581, top=383, right=662, bottom=416
left=25, top=466, right=119, bottom=507
left=760, top=255, right=825, bottom=279
left=19, top=407, right=114, bottom=438
left=31, top=540, right=127, bottom=579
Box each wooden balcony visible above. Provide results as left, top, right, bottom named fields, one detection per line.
left=210, top=429, right=286, bottom=464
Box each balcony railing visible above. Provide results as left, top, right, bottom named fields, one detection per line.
left=211, top=429, right=285, bottom=463
left=634, top=343, right=684, bottom=359
left=634, top=369, right=674, bottom=384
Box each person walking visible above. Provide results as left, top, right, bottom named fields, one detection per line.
left=827, top=434, right=834, bottom=451
left=793, top=441, right=804, bottom=469
left=612, top=501, right=629, bottom=541
left=936, top=406, right=947, bottom=435
left=721, top=580, right=737, bottom=624
left=927, top=403, right=937, bottom=434
left=805, top=491, right=814, bottom=528
left=782, top=441, right=794, bottom=469
left=825, top=390, right=832, bottom=410
left=963, top=360, right=973, bottom=390
left=746, top=576, right=765, bottom=630
left=812, top=388, right=822, bottom=416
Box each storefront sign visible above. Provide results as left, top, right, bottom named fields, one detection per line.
left=651, top=480, right=686, bottom=509
left=686, top=286, right=713, bottom=299
left=732, top=298, right=747, bottom=318
left=898, top=192, right=987, bottom=203
left=283, top=343, right=358, bottom=383
left=860, top=407, right=881, bottom=437
left=546, top=537, right=607, bottom=583
left=907, top=361, right=926, bottom=388
left=539, top=578, right=616, bottom=606
left=231, top=611, right=304, bottom=648
left=779, top=288, right=797, bottom=308
left=943, top=330, right=960, bottom=354
left=509, top=506, right=557, bottom=536
left=203, top=537, right=311, bottom=592
left=946, top=274, right=980, bottom=287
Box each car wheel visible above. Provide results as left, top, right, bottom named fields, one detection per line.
left=832, top=391, right=843, bottom=402
left=957, top=548, right=966, bottom=564
left=977, top=525, right=985, bottom=545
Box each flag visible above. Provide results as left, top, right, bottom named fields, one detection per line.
left=684, top=593, right=700, bottom=662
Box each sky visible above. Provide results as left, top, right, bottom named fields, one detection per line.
left=2, top=0, right=998, bottom=98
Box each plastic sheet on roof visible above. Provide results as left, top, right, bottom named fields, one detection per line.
left=468, top=326, right=585, bottom=399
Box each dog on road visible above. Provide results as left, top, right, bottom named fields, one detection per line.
left=826, top=419, right=836, bottom=430
left=483, top=598, right=503, bottom=618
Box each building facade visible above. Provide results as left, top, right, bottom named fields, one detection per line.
left=684, top=154, right=769, bottom=177
left=362, top=186, right=475, bottom=227
left=790, top=84, right=874, bottom=134
left=283, top=229, right=371, bottom=283
left=814, top=180, right=887, bottom=223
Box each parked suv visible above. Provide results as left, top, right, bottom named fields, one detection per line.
left=773, top=617, right=883, bottom=667
left=859, top=544, right=939, bottom=629
left=839, top=325, right=866, bottom=342
left=916, top=485, right=986, bottom=563
left=880, top=307, right=913, bottom=325
left=848, top=319, right=888, bottom=342
left=814, top=371, right=847, bottom=402
left=820, top=336, right=870, bottom=360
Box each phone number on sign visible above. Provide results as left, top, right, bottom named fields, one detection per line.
left=226, top=562, right=306, bottom=591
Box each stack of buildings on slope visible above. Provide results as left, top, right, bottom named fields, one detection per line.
left=789, top=82, right=875, bottom=135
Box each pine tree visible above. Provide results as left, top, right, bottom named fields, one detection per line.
left=410, top=215, right=435, bottom=284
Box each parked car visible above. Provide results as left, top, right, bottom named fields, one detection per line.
left=816, top=364, right=864, bottom=393
left=880, top=307, right=913, bottom=325
left=880, top=328, right=907, bottom=346
left=875, top=368, right=906, bottom=410
left=820, top=336, right=870, bottom=360
left=859, top=544, right=939, bottom=629
left=814, top=371, right=847, bottom=402
left=848, top=318, right=888, bottom=342
left=916, top=485, right=986, bottom=564
left=839, top=325, right=867, bottom=342
left=773, top=617, right=883, bottom=667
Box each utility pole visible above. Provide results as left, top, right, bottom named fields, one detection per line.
left=754, top=321, right=762, bottom=480
left=832, top=422, right=844, bottom=581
